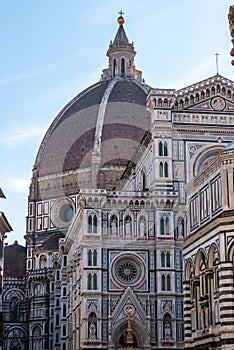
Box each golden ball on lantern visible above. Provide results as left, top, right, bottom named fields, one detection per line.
left=117, top=16, right=125, bottom=25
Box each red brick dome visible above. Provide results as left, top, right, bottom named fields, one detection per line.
left=33, top=78, right=150, bottom=192
left=30, top=19, right=151, bottom=197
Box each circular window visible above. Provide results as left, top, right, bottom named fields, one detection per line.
left=51, top=197, right=75, bottom=228
left=117, top=260, right=138, bottom=283
left=112, top=253, right=145, bottom=287
left=60, top=204, right=73, bottom=222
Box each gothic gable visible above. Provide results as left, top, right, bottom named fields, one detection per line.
left=175, top=74, right=234, bottom=112
left=111, top=287, right=147, bottom=327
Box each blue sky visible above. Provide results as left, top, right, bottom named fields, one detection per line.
left=1, top=0, right=233, bottom=245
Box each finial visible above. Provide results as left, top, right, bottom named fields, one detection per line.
left=118, top=10, right=125, bottom=26
left=214, top=52, right=220, bottom=75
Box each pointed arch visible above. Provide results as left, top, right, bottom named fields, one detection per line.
left=121, top=58, right=125, bottom=77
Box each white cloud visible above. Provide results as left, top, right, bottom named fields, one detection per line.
left=0, top=126, right=46, bottom=147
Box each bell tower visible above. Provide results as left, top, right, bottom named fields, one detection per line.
left=102, top=11, right=142, bottom=81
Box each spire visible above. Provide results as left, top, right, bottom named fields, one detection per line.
left=112, top=12, right=130, bottom=49
left=102, top=12, right=142, bottom=81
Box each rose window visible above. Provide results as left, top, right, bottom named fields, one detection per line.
left=117, top=260, right=138, bottom=283
left=112, top=253, right=146, bottom=287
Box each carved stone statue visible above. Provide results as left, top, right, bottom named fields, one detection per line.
left=164, top=320, right=171, bottom=338
left=111, top=220, right=117, bottom=235
left=89, top=321, right=96, bottom=340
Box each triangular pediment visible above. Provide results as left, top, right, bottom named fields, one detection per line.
left=183, top=95, right=234, bottom=112
left=175, top=74, right=234, bottom=112
left=112, top=287, right=146, bottom=327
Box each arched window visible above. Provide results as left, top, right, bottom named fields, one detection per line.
left=87, top=273, right=92, bottom=290
left=164, top=162, right=168, bottom=177
left=121, top=58, right=125, bottom=77
left=201, top=90, right=205, bottom=99
left=87, top=273, right=97, bottom=290
left=165, top=217, right=170, bottom=235
left=63, top=287, right=66, bottom=297
left=166, top=252, right=170, bottom=267
left=222, top=87, right=226, bottom=95
left=93, top=273, right=97, bottom=290
left=206, top=89, right=210, bottom=97
left=161, top=252, right=165, bottom=267
left=159, top=162, right=164, bottom=177
left=159, top=141, right=163, bottom=156
left=88, top=250, right=97, bottom=266
left=93, top=250, right=97, bottom=266
left=88, top=215, right=92, bottom=233
left=93, top=215, right=97, bottom=233
left=113, top=59, right=116, bottom=77
left=162, top=274, right=171, bottom=291
left=56, top=314, right=59, bottom=326
left=167, top=275, right=171, bottom=290
left=87, top=213, right=98, bottom=234
left=62, top=304, right=66, bottom=318
left=161, top=252, right=170, bottom=267
left=88, top=250, right=92, bottom=266
left=160, top=217, right=165, bottom=235
left=159, top=141, right=168, bottom=157
left=162, top=274, right=166, bottom=290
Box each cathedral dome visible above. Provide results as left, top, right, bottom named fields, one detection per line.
left=31, top=16, right=151, bottom=197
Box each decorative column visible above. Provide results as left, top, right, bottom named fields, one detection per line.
left=183, top=279, right=192, bottom=341
left=125, top=308, right=134, bottom=350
